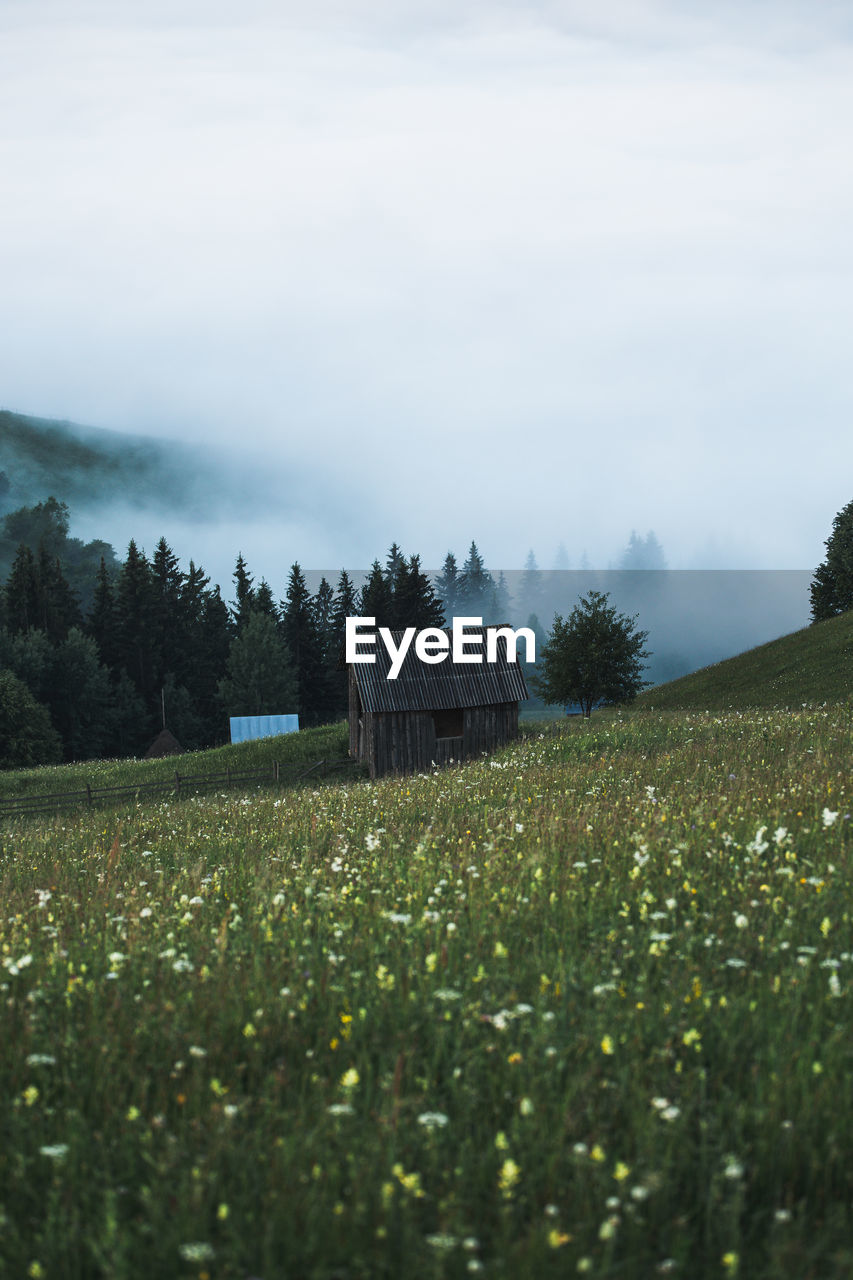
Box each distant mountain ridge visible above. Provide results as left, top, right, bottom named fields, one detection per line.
left=0, top=408, right=227, bottom=517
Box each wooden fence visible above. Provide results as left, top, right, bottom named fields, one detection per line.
left=0, top=757, right=354, bottom=822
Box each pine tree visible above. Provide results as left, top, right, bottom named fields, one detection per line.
left=114, top=540, right=156, bottom=712
left=329, top=570, right=359, bottom=719
left=4, top=545, right=40, bottom=634
left=517, top=549, right=544, bottom=624
left=151, top=537, right=186, bottom=686
left=0, top=669, right=62, bottom=768
left=231, top=553, right=256, bottom=633
left=34, top=545, right=82, bottom=642
left=218, top=611, right=299, bottom=718
left=394, top=555, right=445, bottom=629
left=282, top=563, right=327, bottom=726
left=384, top=542, right=406, bottom=588
left=360, top=560, right=394, bottom=628
left=89, top=557, right=120, bottom=670
left=253, top=579, right=280, bottom=623
left=457, top=542, right=493, bottom=614
left=49, top=628, right=113, bottom=761
left=434, top=552, right=460, bottom=618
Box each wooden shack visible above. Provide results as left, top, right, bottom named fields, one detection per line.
left=347, top=625, right=529, bottom=778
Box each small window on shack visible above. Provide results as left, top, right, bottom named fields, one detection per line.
left=432, top=707, right=463, bottom=739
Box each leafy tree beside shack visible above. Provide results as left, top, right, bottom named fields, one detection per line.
left=533, top=590, right=651, bottom=718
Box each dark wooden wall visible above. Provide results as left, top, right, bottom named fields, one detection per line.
left=352, top=696, right=520, bottom=778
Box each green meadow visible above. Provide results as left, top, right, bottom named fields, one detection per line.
left=1, top=621, right=852, bottom=1278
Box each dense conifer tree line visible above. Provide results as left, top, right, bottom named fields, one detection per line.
left=0, top=503, right=527, bottom=765
left=0, top=497, right=679, bottom=767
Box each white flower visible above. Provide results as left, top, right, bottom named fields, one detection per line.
left=515, top=823, right=524, bottom=833
left=139, top=907, right=153, bottom=919
left=822, top=808, right=839, bottom=828
left=179, top=1243, right=215, bottom=1263
left=27, top=1054, right=56, bottom=1066
left=426, top=1234, right=458, bottom=1250
left=418, top=1111, right=450, bottom=1128
left=734, top=914, right=748, bottom=930
left=327, top=1103, right=354, bottom=1116
left=434, top=988, right=462, bottom=1002
left=40, top=1143, right=69, bottom=1160
left=723, top=1155, right=744, bottom=1180
left=188, top=1045, right=207, bottom=1058
left=384, top=912, right=412, bottom=925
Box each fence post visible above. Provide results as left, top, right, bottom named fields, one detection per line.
left=86, top=784, right=92, bottom=807
left=175, top=770, right=181, bottom=797
left=226, top=766, right=231, bottom=787
left=274, top=760, right=280, bottom=782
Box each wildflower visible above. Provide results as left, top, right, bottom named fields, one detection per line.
left=519, top=1096, right=535, bottom=1116
left=425, top=1234, right=458, bottom=1250
left=39, top=1144, right=69, bottom=1160
left=179, top=1243, right=215, bottom=1263
left=26, top=1054, right=56, bottom=1067
left=734, top=914, right=748, bottom=929
left=548, top=1228, right=571, bottom=1247
left=722, top=1155, right=744, bottom=1180
left=216, top=1204, right=229, bottom=1221
left=774, top=1208, right=792, bottom=1222
left=417, top=1111, right=449, bottom=1129
left=601, top=1035, right=614, bottom=1055
left=327, top=1103, right=354, bottom=1116
left=23, top=1086, right=39, bottom=1107
left=498, top=1157, right=521, bottom=1197
left=613, top=1161, right=631, bottom=1181
left=392, top=1163, right=424, bottom=1197
left=590, top=1144, right=606, bottom=1162
left=822, top=809, right=839, bottom=828
left=188, top=1045, right=207, bottom=1058
left=722, top=1252, right=739, bottom=1273
left=599, top=1215, right=619, bottom=1240
left=340, top=1067, right=360, bottom=1090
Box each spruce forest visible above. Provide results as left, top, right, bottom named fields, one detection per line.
left=0, top=499, right=537, bottom=766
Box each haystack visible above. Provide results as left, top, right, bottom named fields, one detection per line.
left=144, top=728, right=183, bottom=759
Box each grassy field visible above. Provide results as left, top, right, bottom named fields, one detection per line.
left=0, top=722, right=351, bottom=802
left=1, top=684, right=852, bottom=1278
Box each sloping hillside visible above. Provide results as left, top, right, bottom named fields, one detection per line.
left=638, top=608, right=853, bottom=710
left=0, top=409, right=220, bottom=516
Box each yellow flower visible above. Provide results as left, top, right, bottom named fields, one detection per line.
left=217, top=1203, right=229, bottom=1221
left=548, top=1228, right=571, bottom=1248
left=590, top=1144, right=606, bottom=1163
left=340, top=1067, right=360, bottom=1090
left=498, top=1157, right=521, bottom=1197
left=23, top=1086, right=39, bottom=1107
left=613, top=1162, right=630, bottom=1181
left=601, top=1035, right=614, bottom=1056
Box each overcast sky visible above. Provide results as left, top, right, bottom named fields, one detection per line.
left=2, top=0, right=853, bottom=587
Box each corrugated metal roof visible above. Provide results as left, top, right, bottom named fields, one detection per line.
left=349, top=626, right=530, bottom=713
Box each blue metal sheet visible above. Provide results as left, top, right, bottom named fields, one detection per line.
left=229, top=714, right=299, bottom=743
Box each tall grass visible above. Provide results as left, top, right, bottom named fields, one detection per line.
left=0, top=706, right=851, bottom=1277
